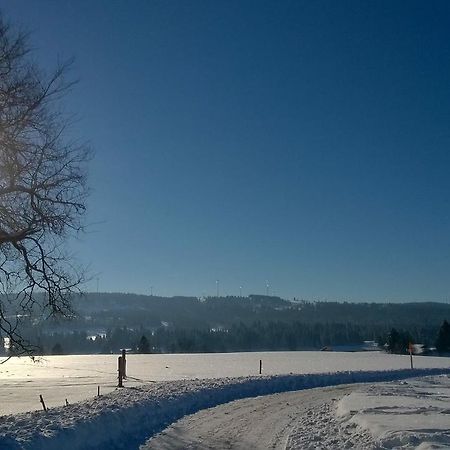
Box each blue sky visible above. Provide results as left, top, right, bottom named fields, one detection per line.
left=3, top=1, right=450, bottom=301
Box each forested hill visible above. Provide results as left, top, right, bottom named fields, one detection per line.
left=9, top=294, right=450, bottom=355
left=71, top=293, right=450, bottom=330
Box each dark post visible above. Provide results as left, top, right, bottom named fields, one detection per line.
left=39, top=394, right=47, bottom=411
left=97, top=385, right=100, bottom=396
left=409, top=343, right=414, bottom=369
left=121, top=348, right=127, bottom=378
left=259, top=359, right=262, bottom=374
left=118, top=356, right=123, bottom=387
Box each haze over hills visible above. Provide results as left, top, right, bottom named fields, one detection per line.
left=4, top=293, right=449, bottom=356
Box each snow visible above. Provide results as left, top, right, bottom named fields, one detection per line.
left=145, top=384, right=367, bottom=449
left=1, top=367, right=450, bottom=449
left=1, top=351, right=450, bottom=415
left=286, top=389, right=377, bottom=449
left=1, top=352, right=450, bottom=449
left=336, top=375, right=450, bottom=449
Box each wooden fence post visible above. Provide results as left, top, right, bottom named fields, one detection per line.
left=118, top=356, right=123, bottom=387
left=39, top=394, right=47, bottom=411
left=121, top=348, right=127, bottom=378
left=259, top=359, right=262, bottom=374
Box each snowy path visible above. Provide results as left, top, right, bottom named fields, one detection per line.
left=144, top=375, right=450, bottom=450
left=143, top=384, right=364, bottom=450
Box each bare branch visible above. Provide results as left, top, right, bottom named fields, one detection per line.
left=0, top=14, right=89, bottom=356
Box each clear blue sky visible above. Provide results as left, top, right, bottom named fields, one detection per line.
left=3, top=1, right=450, bottom=301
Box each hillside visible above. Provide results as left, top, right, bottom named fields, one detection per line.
left=4, top=293, right=450, bottom=355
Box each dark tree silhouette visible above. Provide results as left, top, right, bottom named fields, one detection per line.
left=386, top=328, right=411, bottom=354
left=138, top=335, right=150, bottom=353
left=0, top=15, right=90, bottom=356
left=435, top=320, right=450, bottom=353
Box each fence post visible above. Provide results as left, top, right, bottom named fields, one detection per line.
left=39, top=394, right=47, bottom=411
left=118, top=356, right=123, bottom=387
left=121, top=348, right=127, bottom=378
left=409, top=343, right=414, bottom=370
left=259, top=359, right=262, bottom=374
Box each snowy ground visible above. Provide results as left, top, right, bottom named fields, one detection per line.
left=336, top=375, right=450, bottom=449
left=0, top=367, right=449, bottom=449
left=1, top=351, right=450, bottom=415
left=1, top=352, right=450, bottom=449
left=144, top=384, right=361, bottom=449
left=146, top=375, right=450, bottom=450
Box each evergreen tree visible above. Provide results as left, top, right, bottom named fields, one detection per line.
left=386, top=328, right=410, bottom=354
left=435, top=320, right=450, bottom=353
left=386, top=328, right=400, bottom=353
left=138, top=335, right=150, bottom=353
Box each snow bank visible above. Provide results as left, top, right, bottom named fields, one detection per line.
left=336, top=375, right=450, bottom=449
left=1, top=368, right=449, bottom=450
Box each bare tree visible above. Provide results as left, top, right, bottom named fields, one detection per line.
left=0, top=16, right=90, bottom=356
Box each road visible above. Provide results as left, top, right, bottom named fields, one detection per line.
left=142, top=384, right=372, bottom=450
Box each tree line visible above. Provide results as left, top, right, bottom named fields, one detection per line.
left=379, top=320, right=450, bottom=354
left=5, top=319, right=450, bottom=356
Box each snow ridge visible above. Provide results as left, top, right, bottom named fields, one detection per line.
left=1, top=368, right=450, bottom=450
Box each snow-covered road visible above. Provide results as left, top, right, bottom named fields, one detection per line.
left=144, top=384, right=365, bottom=450
left=145, top=375, right=450, bottom=450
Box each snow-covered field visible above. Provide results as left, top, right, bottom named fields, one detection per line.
left=1, top=351, right=450, bottom=415
left=1, top=352, right=450, bottom=449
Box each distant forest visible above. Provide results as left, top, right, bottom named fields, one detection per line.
left=2, top=293, right=450, bottom=356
